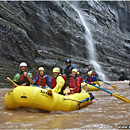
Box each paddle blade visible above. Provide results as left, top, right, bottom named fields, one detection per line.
left=112, top=93, right=130, bottom=103
left=111, top=85, right=118, bottom=89
left=7, top=77, right=18, bottom=87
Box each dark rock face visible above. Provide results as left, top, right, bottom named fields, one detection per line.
left=0, top=1, right=129, bottom=87
left=79, top=1, right=130, bottom=80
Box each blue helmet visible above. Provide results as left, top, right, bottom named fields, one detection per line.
left=66, top=59, right=71, bottom=63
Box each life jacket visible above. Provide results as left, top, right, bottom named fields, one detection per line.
left=18, top=72, right=30, bottom=86
left=69, top=76, right=81, bottom=93
left=62, top=75, right=67, bottom=83
left=87, top=75, right=97, bottom=82
left=69, top=77, right=77, bottom=88
left=36, top=75, right=46, bottom=87
left=51, top=77, right=57, bottom=88
left=64, top=66, right=74, bottom=78
left=88, top=77, right=93, bottom=82
left=33, top=73, right=38, bottom=78
left=51, top=75, right=67, bottom=88
left=78, top=76, right=83, bottom=83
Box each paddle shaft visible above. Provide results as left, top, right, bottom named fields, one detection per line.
left=102, top=81, right=111, bottom=86
left=7, top=77, right=18, bottom=87
left=96, top=78, right=111, bottom=86
left=96, top=77, right=118, bottom=89
left=91, top=82, right=130, bottom=103
left=91, top=84, right=112, bottom=95
left=81, top=75, right=86, bottom=78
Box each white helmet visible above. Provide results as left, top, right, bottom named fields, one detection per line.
left=20, top=62, right=27, bottom=67
left=72, top=69, right=78, bottom=74
left=38, top=67, right=44, bottom=71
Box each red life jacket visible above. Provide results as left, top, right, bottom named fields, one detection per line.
left=69, top=76, right=81, bottom=93
left=18, top=74, right=24, bottom=82
left=62, top=75, right=67, bottom=83
left=78, top=76, right=83, bottom=83
left=18, top=73, right=30, bottom=86
left=51, top=75, right=67, bottom=88
left=69, top=77, right=77, bottom=88
left=51, top=77, right=57, bottom=88
left=88, top=77, right=93, bottom=82
left=33, top=73, right=38, bottom=78
left=36, top=75, right=46, bottom=87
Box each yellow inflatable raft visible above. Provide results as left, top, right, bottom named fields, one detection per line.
left=81, top=82, right=100, bottom=91
left=87, top=84, right=100, bottom=91
left=5, top=86, right=93, bottom=111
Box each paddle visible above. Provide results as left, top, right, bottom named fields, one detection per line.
left=91, top=84, right=130, bottom=103
left=81, top=75, right=86, bottom=78
left=7, top=77, right=18, bottom=87
left=96, top=78, right=118, bottom=89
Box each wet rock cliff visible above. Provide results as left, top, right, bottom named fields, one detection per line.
left=0, top=1, right=129, bottom=87
left=79, top=1, right=130, bottom=80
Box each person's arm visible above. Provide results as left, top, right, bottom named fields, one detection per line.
left=46, top=75, right=51, bottom=88
left=33, top=75, right=38, bottom=85
left=52, top=76, right=65, bottom=93
left=24, top=72, right=34, bottom=84
left=90, top=76, right=97, bottom=84
left=62, top=67, right=65, bottom=74
left=72, top=65, right=76, bottom=69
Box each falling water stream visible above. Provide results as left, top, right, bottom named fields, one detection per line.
left=70, top=3, right=107, bottom=81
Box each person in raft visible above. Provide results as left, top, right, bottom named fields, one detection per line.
left=85, top=66, right=92, bottom=74
left=51, top=67, right=66, bottom=94
left=85, top=66, right=97, bottom=76
left=33, top=67, right=51, bottom=88
left=85, top=71, right=99, bottom=85
left=65, top=69, right=82, bottom=95
left=13, top=62, right=34, bottom=87
left=62, top=59, right=76, bottom=79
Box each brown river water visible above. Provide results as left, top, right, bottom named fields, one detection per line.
left=0, top=81, right=130, bottom=129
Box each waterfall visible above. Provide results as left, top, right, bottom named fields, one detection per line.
left=70, top=3, right=107, bottom=81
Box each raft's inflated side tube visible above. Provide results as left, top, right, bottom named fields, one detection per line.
left=5, top=86, right=93, bottom=111
left=87, top=84, right=99, bottom=91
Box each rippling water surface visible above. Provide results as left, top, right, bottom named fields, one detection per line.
left=0, top=81, right=130, bottom=129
